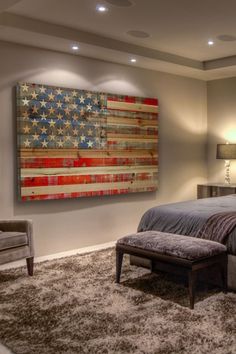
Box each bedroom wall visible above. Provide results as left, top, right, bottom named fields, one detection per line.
left=0, top=41, right=207, bottom=256
left=207, top=77, right=236, bottom=182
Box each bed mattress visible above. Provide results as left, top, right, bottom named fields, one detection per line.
left=138, top=195, right=236, bottom=255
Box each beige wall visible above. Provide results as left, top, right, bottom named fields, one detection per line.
left=207, top=77, right=236, bottom=182
left=0, top=41, right=207, bottom=256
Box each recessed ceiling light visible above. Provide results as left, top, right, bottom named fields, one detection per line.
left=72, top=45, right=79, bottom=50
left=208, top=40, right=214, bottom=46
left=130, top=58, right=136, bottom=63
left=96, top=5, right=108, bottom=12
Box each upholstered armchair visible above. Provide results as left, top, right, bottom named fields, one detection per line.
left=0, top=220, right=34, bottom=275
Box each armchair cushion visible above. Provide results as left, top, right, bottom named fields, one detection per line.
left=0, top=232, right=28, bottom=251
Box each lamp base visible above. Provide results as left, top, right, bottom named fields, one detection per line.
left=224, top=160, right=231, bottom=184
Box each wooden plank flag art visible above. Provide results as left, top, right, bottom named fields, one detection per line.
left=17, top=83, right=158, bottom=201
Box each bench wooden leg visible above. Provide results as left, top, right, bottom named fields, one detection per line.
left=116, top=249, right=124, bottom=283
left=188, top=270, right=196, bottom=309
left=26, top=257, right=34, bottom=276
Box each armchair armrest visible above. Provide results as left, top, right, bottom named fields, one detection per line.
left=0, top=220, right=34, bottom=256
left=0, top=219, right=31, bottom=233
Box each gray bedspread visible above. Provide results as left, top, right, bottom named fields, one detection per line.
left=138, top=195, right=236, bottom=255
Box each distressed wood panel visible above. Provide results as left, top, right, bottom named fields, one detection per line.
left=17, top=83, right=158, bottom=201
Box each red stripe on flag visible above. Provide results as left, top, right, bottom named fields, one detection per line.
left=21, top=186, right=157, bottom=201
left=124, top=96, right=136, bottom=103
left=107, top=96, right=158, bottom=105
left=21, top=173, right=154, bottom=187
left=143, top=98, right=158, bottom=105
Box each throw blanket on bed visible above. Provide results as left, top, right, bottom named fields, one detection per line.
left=197, top=211, right=236, bottom=244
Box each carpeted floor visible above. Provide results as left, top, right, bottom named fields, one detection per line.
left=0, top=248, right=236, bottom=354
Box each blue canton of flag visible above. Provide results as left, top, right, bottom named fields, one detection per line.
left=18, top=84, right=107, bottom=150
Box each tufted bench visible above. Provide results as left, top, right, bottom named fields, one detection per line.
left=116, top=231, right=228, bottom=309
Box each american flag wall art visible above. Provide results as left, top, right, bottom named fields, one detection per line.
left=17, top=83, right=158, bottom=201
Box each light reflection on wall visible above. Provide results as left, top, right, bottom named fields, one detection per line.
left=225, top=129, right=236, bottom=143
left=163, top=108, right=207, bottom=135
left=25, top=70, right=143, bottom=97
left=26, top=70, right=93, bottom=90
left=94, top=79, right=143, bottom=96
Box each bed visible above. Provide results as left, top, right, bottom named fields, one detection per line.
left=135, top=194, right=236, bottom=290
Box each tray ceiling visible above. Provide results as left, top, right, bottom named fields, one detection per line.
left=1, top=0, right=236, bottom=80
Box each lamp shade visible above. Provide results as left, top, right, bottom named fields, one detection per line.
left=216, top=144, right=236, bottom=159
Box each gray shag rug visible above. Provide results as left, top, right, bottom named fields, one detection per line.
left=0, top=248, right=236, bottom=354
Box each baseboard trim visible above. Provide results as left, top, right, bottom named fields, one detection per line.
left=0, top=241, right=116, bottom=271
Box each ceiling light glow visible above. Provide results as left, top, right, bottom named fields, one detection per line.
left=96, top=5, right=108, bottom=12
left=72, top=45, right=79, bottom=50
left=208, top=40, right=214, bottom=46
left=130, top=58, right=137, bottom=63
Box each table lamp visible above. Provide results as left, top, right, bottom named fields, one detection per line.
left=216, top=143, right=236, bottom=184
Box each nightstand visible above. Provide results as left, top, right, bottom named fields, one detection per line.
left=197, top=183, right=236, bottom=199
